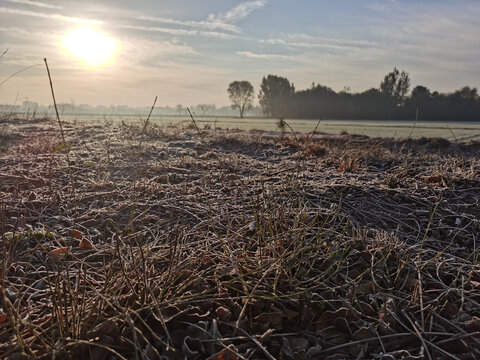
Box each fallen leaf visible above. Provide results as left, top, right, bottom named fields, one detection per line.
left=88, top=319, right=120, bottom=339
left=0, top=311, right=7, bottom=323
left=334, top=317, right=352, bottom=334
left=352, top=327, right=375, bottom=341
left=356, top=281, right=375, bottom=295
left=216, top=306, right=232, bottom=322
left=286, top=336, right=309, bottom=352
left=50, top=247, right=70, bottom=260
left=466, top=317, right=480, bottom=332
left=69, top=229, right=82, bottom=239
left=305, top=345, right=323, bottom=358
left=254, top=312, right=283, bottom=330
left=80, top=238, right=93, bottom=250
left=314, top=307, right=349, bottom=330
left=206, top=345, right=238, bottom=360
left=470, top=280, right=480, bottom=289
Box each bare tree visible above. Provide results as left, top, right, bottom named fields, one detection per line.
left=228, top=81, right=254, bottom=118
left=198, top=104, right=215, bottom=115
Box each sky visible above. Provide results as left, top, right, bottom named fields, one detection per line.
left=0, top=0, right=479, bottom=107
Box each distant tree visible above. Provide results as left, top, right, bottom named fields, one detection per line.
left=411, top=85, right=431, bottom=103
left=176, top=104, right=184, bottom=115
left=291, top=83, right=338, bottom=118
left=454, top=86, right=478, bottom=101
left=198, top=104, right=216, bottom=115
left=258, top=75, right=295, bottom=117
left=380, top=67, right=410, bottom=105
left=227, top=81, right=254, bottom=118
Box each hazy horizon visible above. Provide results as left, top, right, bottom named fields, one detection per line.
left=1, top=0, right=479, bottom=108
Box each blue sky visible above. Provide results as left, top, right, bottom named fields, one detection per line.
left=1, top=0, right=479, bottom=107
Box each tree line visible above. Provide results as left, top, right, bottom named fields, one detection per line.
left=228, top=68, right=480, bottom=121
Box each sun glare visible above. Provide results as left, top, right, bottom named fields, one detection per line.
left=61, top=26, right=119, bottom=67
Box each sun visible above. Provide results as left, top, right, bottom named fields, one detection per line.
left=61, top=26, right=119, bottom=67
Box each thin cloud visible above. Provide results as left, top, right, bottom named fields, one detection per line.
left=122, top=25, right=197, bottom=36
left=0, top=26, right=31, bottom=35
left=5, top=0, right=61, bottom=9
left=236, top=50, right=295, bottom=60
left=0, top=7, right=102, bottom=25
left=206, top=0, right=267, bottom=33
left=138, top=15, right=240, bottom=34
left=137, top=0, right=267, bottom=36
left=200, top=31, right=237, bottom=39
left=122, top=25, right=236, bottom=39
left=217, top=0, right=267, bottom=22
left=260, top=35, right=379, bottom=50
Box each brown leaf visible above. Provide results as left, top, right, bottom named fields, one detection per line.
left=254, top=312, right=283, bottom=330
left=80, top=238, right=93, bottom=250
left=352, top=327, right=375, bottom=340
left=0, top=310, right=7, bottom=323
left=206, top=345, right=238, bottom=360
left=50, top=247, right=70, bottom=260
left=423, top=174, right=443, bottom=185
left=254, top=312, right=282, bottom=323
left=470, top=280, right=480, bottom=289
left=286, top=336, right=309, bottom=352
left=316, top=325, right=342, bottom=338
left=215, top=306, right=232, bottom=322
left=466, top=317, right=480, bottom=332
left=90, top=335, right=114, bottom=360
left=69, top=229, right=83, bottom=239
left=314, top=307, right=349, bottom=330
left=305, top=345, right=323, bottom=358
left=440, top=299, right=460, bottom=319
left=88, top=319, right=120, bottom=339
left=356, top=281, right=376, bottom=295
left=334, top=317, right=352, bottom=334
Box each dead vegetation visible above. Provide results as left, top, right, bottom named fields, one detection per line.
left=0, top=117, right=479, bottom=359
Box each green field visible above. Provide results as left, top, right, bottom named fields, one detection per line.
left=66, top=114, right=480, bottom=141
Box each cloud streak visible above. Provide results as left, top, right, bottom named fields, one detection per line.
left=217, top=0, right=267, bottom=22
left=136, top=0, right=267, bottom=38
left=0, top=7, right=102, bottom=25
left=259, top=35, right=380, bottom=51
left=138, top=15, right=240, bottom=34
left=236, top=50, right=295, bottom=60
left=5, top=0, right=61, bottom=9
left=122, top=25, right=236, bottom=39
